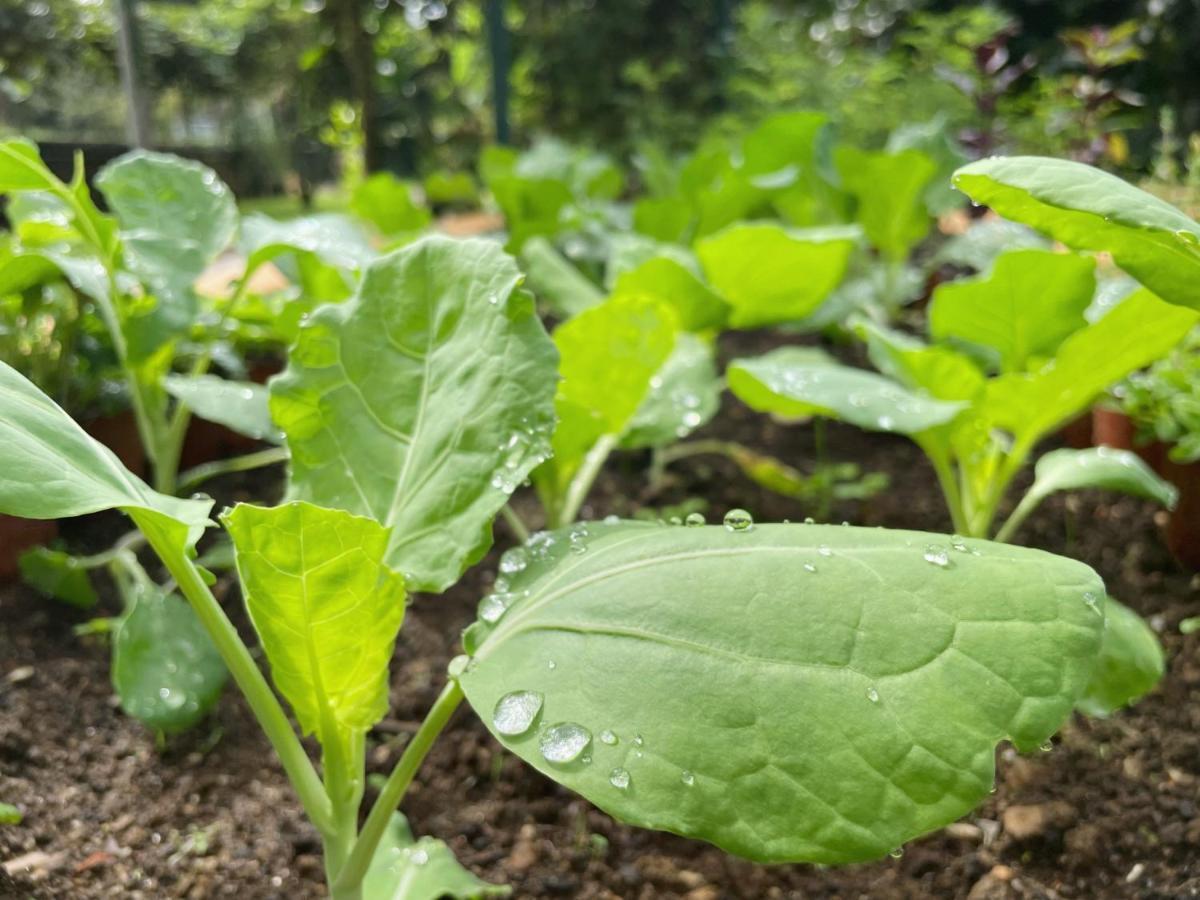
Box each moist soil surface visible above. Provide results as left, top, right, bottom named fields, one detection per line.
left=2, top=330, right=1199, bottom=900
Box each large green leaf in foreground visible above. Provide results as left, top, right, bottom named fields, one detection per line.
left=270, top=237, right=558, bottom=592
left=364, top=813, right=509, bottom=900
left=224, top=502, right=405, bottom=745
left=953, top=156, right=1200, bottom=310
left=460, top=521, right=1104, bottom=864
left=0, top=360, right=211, bottom=543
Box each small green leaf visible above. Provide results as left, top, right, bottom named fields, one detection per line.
left=519, top=236, right=604, bottom=318
left=536, top=295, right=677, bottom=499
left=270, top=237, right=557, bottom=593
left=1076, top=596, right=1164, bottom=718
left=18, top=547, right=98, bottom=609
left=164, top=375, right=283, bottom=443
left=929, top=249, right=1096, bottom=373
left=112, top=583, right=227, bottom=733
left=0, top=139, right=51, bottom=191
left=983, top=289, right=1198, bottom=442
left=363, top=813, right=509, bottom=900
left=953, top=156, right=1200, bottom=310
left=609, top=241, right=729, bottom=332
left=621, top=334, right=721, bottom=449
left=0, top=803, right=22, bottom=825
left=240, top=212, right=375, bottom=277
left=728, top=348, right=964, bottom=434
left=350, top=172, right=431, bottom=237
left=696, top=223, right=859, bottom=328
left=855, top=320, right=986, bottom=403
left=0, top=361, right=212, bottom=544
left=224, top=502, right=405, bottom=743
left=1024, top=447, right=1177, bottom=512
left=835, top=147, right=937, bottom=261
left=460, top=521, right=1104, bottom=864
left=96, top=151, right=237, bottom=314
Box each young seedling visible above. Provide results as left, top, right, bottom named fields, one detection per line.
left=0, top=237, right=1113, bottom=896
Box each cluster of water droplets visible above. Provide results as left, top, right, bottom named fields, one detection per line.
left=490, top=415, right=553, bottom=493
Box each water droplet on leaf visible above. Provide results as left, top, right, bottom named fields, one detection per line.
left=599, top=729, right=618, bottom=745
left=685, top=512, right=706, bottom=527
left=680, top=770, right=695, bottom=786
left=493, top=691, right=543, bottom=736
left=540, top=723, right=592, bottom=763
left=923, top=545, right=951, bottom=567
left=723, top=509, right=754, bottom=532
left=609, top=767, right=631, bottom=790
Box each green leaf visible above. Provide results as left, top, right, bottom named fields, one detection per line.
left=519, top=236, right=604, bottom=318
left=363, top=813, right=510, bottom=900
left=728, top=348, right=965, bottom=435
left=696, top=223, right=859, bottom=328
left=929, top=249, right=1096, bottom=373
left=537, top=295, right=677, bottom=499
left=621, top=334, right=722, bottom=449
left=460, top=520, right=1104, bottom=864
left=240, top=212, right=375, bottom=276
left=18, top=547, right=98, bottom=609
left=350, top=172, right=431, bottom=237
left=96, top=151, right=237, bottom=314
left=835, top=147, right=937, bottom=261
left=983, top=289, right=1198, bottom=442
left=0, top=139, right=51, bottom=191
left=224, top=502, right=405, bottom=744
left=953, top=156, right=1200, bottom=310
left=270, top=236, right=557, bottom=593
left=1076, top=596, right=1164, bottom=718
left=855, top=320, right=986, bottom=403
left=112, top=582, right=227, bottom=733
left=609, top=239, right=729, bottom=332
left=933, top=219, right=1049, bottom=272
left=164, top=374, right=283, bottom=443
left=0, top=360, right=211, bottom=544
left=633, top=195, right=693, bottom=243
left=1023, top=447, right=1177, bottom=512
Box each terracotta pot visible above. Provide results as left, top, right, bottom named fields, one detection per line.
left=84, top=410, right=146, bottom=476
left=1161, top=457, right=1200, bottom=570
left=0, top=515, right=58, bottom=581
left=1091, top=407, right=1167, bottom=474
left=1092, top=406, right=1134, bottom=451
left=180, top=418, right=263, bottom=470
left=1060, top=412, right=1093, bottom=449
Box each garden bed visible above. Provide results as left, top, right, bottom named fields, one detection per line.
left=2, top=331, right=1198, bottom=899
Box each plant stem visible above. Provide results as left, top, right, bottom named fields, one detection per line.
left=555, top=433, right=618, bottom=527
left=654, top=438, right=740, bottom=468
left=132, top=513, right=334, bottom=834
left=332, top=680, right=464, bottom=895
left=500, top=504, right=531, bottom=544
left=75, top=529, right=146, bottom=569
left=177, top=446, right=290, bottom=496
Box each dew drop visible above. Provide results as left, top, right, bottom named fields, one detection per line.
left=685, top=512, right=706, bottom=527
left=632, top=733, right=645, bottom=748
left=803, top=516, right=815, bottom=524
left=539, top=723, right=592, bottom=763
left=1083, top=592, right=1101, bottom=615
left=547, top=659, right=557, bottom=671
left=478, top=592, right=512, bottom=624
left=817, top=544, right=832, bottom=557
left=680, top=770, right=695, bottom=786
left=950, top=534, right=969, bottom=552
left=889, top=847, right=904, bottom=859
left=492, top=691, right=543, bottom=736
left=866, top=686, right=880, bottom=703
left=803, top=563, right=817, bottom=573
left=723, top=508, right=754, bottom=532
left=923, top=545, right=951, bottom=567
left=410, top=847, right=429, bottom=866
left=1039, top=740, right=1053, bottom=753
left=499, top=547, right=529, bottom=574
left=599, top=729, right=618, bottom=745
left=608, top=767, right=631, bottom=790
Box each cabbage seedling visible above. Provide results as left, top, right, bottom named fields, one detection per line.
left=0, top=237, right=1112, bottom=897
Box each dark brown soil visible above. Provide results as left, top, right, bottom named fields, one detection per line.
left=3, top=330, right=1200, bottom=899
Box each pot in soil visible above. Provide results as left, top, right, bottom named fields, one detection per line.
left=0, top=515, right=58, bottom=581
left=1161, top=457, right=1200, bottom=570
left=1060, top=411, right=1093, bottom=449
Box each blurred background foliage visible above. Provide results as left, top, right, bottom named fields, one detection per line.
left=1, top=0, right=1198, bottom=197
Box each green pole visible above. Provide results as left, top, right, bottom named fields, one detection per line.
left=486, top=0, right=511, bottom=145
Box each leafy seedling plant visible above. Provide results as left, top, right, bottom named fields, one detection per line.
left=0, top=140, right=384, bottom=732
left=0, top=235, right=1115, bottom=898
